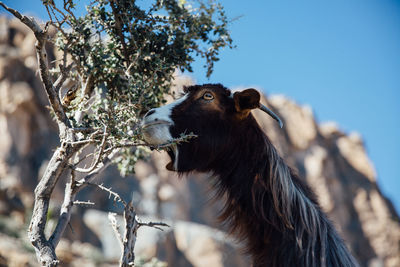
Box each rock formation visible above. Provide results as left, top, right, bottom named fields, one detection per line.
left=0, top=17, right=398, bottom=267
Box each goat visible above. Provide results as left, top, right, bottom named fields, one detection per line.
left=141, top=84, right=358, bottom=267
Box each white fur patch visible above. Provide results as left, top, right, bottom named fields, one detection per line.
left=141, top=123, right=172, bottom=145
left=141, top=94, right=187, bottom=145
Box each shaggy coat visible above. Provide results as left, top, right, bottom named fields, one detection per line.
left=142, top=84, right=358, bottom=267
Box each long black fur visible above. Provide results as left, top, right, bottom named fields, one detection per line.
left=166, top=84, right=358, bottom=267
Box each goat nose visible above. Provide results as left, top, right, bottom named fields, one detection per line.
left=145, top=109, right=156, bottom=117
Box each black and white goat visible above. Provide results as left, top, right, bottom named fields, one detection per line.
left=141, top=84, right=358, bottom=267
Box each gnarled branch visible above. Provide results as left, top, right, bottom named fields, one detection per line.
left=48, top=149, right=119, bottom=251
left=27, top=144, right=77, bottom=266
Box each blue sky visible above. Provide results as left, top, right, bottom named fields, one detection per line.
left=2, top=0, right=399, bottom=213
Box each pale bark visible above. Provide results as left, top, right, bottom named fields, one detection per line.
left=0, top=2, right=77, bottom=265
left=28, top=145, right=76, bottom=266
left=0, top=2, right=169, bottom=266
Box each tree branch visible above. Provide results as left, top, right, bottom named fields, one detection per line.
left=35, top=29, right=70, bottom=130
left=0, top=2, right=43, bottom=33
left=108, top=212, right=124, bottom=249
left=110, top=0, right=131, bottom=67
left=48, top=148, right=117, bottom=251
left=104, top=133, right=198, bottom=153
left=48, top=177, right=75, bottom=248
left=27, top=144, right=77, bottom=266
left=0, top=1, right=70, bottom=131
left=74, top=73, right=95, bottom=124
left=120, top=201, right=139, bottom=267
left=84, top=182, right=127, bottom=206
left=72, top=149, right=120, bottom=194
left=74, top=125, right=108, bottom=173
left=138, top=221, right=169, bottom=232
left=54, top=63, right=73, bottom=92
left=73, top=200, right=95, bottom=206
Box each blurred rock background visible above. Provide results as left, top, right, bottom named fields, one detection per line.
left=0, top=17, right=399, bottom=267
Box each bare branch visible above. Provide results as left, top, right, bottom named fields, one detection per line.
left=107, top=198, right=169, bottom=266
left=45, top=5, right=54, bottom=23
left=84, top=182, right=127, bottom=206
left=73, top=200, right=95, bottom=206
left=25, top=131, right=114, bottom=266
left=108, top=212, right=124, bottom=248
left=27, top=144, right=77, bottom=266
left=49, top=179, right=75, bottom=248
left=48, top=147, right=118, bottom=250
left=71, top=150, right=96, bottom=167
left=74, top=73, right=95, bottom=124
left=0, top=2, right=43, bottom=33
left=74, top=125, right=108, bottom=173
left=67, top=129, right=103, bottom=147
left=70, top=127, right=98, bottom=133
left=36, top=40, right=70, bottom=129
left=49, top=3, right=68, bottom=24
left=63, top=0, right=77, bottom=22
left=120, top=202, right=139, bottom=267
left=73, top=149, right=119, bottom=194
left=106, top=133, right=198, bottom=153
left=54, top=62, right=73, bottom=92
left=138, top=221, right=169, bottom=232
left=0, top=1, right=70, bottom=130
left=69, top=139, right=97, bottom=147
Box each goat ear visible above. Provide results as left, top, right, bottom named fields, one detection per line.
left=233, top=89, right=260, bottom=118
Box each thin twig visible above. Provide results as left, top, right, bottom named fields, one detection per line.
left=74, top=125, right=108, bottom=173
left=72, top=150, right=96, bottom=167
left=138, top=221, right=170, bottom=232
left=68, top=139, right=97, bottom=146
left=84, top=182, right=127, bottom=206
left=67, top=129, right=102, bottom=147
left=48, top=5, right=67, bottom=34
left=74, top=73, right=95, bottom=124
left=104, top=133, right=198, bottom=154
left=108, top=212, right=123, bottom=248
left=73, top=200, right=95, bottom=206
left=70, top=127, right=98, bottom=133
left=63, top=0, right=77, bottom=22
left=45, top=5, right=54, bottom=23
left=54, top=63, right=73, bottom=92
left=72, top=149, right=120, bottom=194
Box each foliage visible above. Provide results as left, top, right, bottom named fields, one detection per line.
left=45, top=0, right=233, bottom=175
left=0, top=1, right=232, bottom=264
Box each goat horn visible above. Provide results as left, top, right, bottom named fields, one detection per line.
left=259, top=104, right=284, bottom=128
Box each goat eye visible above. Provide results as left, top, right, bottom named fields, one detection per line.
left=202, top=92, right=214, bottom=101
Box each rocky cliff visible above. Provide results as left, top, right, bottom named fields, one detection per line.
left=0, top=17, right=399, bottom=267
